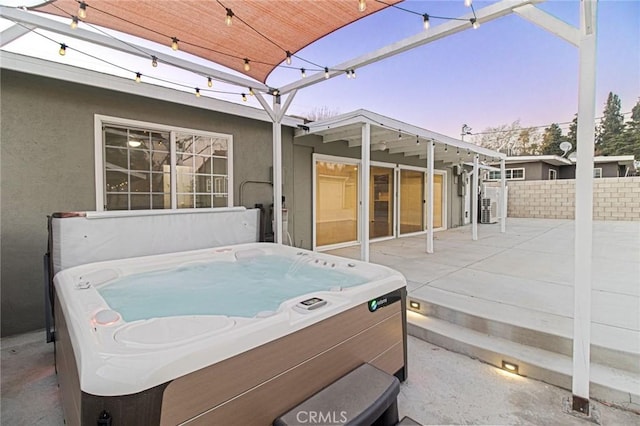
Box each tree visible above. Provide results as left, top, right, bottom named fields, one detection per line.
left=596, top=92, right=624, bottom=155
left=305, top=106, right=340, bottom=122
left=517, top=127, right=542, bottom=155
left=474, top=120, right=522, bottom=155
left=567, top=114, right=578, bottom=147
left=540, top=123, right=566, bottom=156
left=615, top=98, right=640, bottom=159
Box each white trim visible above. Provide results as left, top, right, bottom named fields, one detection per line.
left=549, top=169, right=558, bottom=180
left=94, top=115, right=105, bottom=211
left=593, top=167, right=602, bottom=178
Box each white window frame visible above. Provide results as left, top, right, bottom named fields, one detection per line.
left=94, top=115, right=233, bottom=211
left=593, top=167, right=603, bottom=178
left=487, top=168, right=525, bottom=181
left=549, top=169, right=557, bottom=180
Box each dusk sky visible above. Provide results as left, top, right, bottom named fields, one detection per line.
left=2, top=0, right=638, bottom=140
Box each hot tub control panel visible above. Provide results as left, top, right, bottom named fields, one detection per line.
left=295, top=297, right=327, bottom=311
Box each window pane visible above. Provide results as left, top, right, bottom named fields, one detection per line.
left=512, top=169, right=524, bottom=179
left=151, top=132, right=169, bottom=152
left=151, top=151, right=170, bottom=172
left=315, top=161, right=358, bottom=247
left=370, top=166, right=394, bottom=239
left=130, top=172, right=151, bottom=192
left=212, top=138, right=228, bottom=156
left=104, top=127, right=128, bottom=147
left=194, top=156, right=211, bottom=174
left=106, top=194, right=128, bottom=210
left=129, top=149, right=150, bottom=171
left=152, top=194, right=170, bottom=209
left=130, top=194, right=151, bottom=210
left=177, top=153, right=193, bottom=169
left=106, top=171, right=128, bottom=192
left=196, top=194, right=212, bottom=208
left=151, top=172, right=169, bottom=193
left=193, top=136, right=211, bottom=156
left=177, top=194, right=194, bottom=208
left=212, top=196, right=228, bottom=207
left=212, top=157, right=227, bottom=175
left=105, top=147, right=128, bottom=169
left=176, top=133, right=193, bottom=153
left=128, top=129, right=149, bottom=150
left=195, top=175, right=211, bottom=193
left=177, top=172, right=194, bottom=194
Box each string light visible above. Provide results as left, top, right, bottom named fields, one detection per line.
left=151, top=55, right=158, bottom=67
left=171, top=37, right=179, bottom=51
left=471, top=18, right=480, bottom=29
left=301, top=68, right=306, bottom=78
left=464, top=0, right=473, bottom=7
left=324, top=67, right=329, bottom=79
left=272, top=89, right=280, bottom=96
left=423, top=14, right=430, bottom=30
left=58, top=43, right=66, bottom=56
left=241, top=93, right=247, bottom=102
left=78, top=1, right=87, bottom=19
left=207, top=77, right=213, bottom=87
left=225, top=8, right=234, bottom=26
left=398, top=130, right=402, bottom=139
left=244, top=59, right=251, bottom=72
left=416, top=136, right=420, bottom=145
left=135, top=72, right=141, bottom=83
left=70, top=16, right=78, bottom=30
left=249, top=87, right=254, bottom=96
left=285, top=51, right=292, bottom=65
left=457, top=147, right=460, bottom=155
left=195, top=87, right=201, bottom=97
left=444, top=144, right=448, bottom=152
left=350, top=69, right=357, bottom=79
left=467, top=148, right=471, bottom=156
left=358, top=0, right=366, bottom=13
left=346, top=70, right=351, bottom=79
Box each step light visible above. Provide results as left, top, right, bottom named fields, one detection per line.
left=501, top=361, right=519, bottom=374
left=409, top=301, right=420, bottom=310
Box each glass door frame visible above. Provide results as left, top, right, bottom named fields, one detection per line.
left=370, top=161, right=398, bottom=243
left=397, top=164, right=448, bottom=237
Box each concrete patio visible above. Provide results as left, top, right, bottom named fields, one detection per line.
left=328, top=218, right=640, bottom=413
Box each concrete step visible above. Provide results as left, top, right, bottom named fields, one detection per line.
left=407, top=312, right=640, bottom=412
left=407, top=287, right=640, bottom=374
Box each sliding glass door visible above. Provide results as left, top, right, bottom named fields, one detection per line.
left=370, top=166, right=394, bottom=239
left=399, top=169, right=425, bottom=235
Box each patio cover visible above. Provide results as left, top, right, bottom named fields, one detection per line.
left=33, top=0, right=401, bottom=83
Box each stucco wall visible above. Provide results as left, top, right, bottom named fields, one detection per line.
left=0, top=70, right=294, bottom=336
left=499, top=177, right=640, bottom=220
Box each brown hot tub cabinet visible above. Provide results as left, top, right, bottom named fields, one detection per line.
left=55, top=289, right=407, bottom=425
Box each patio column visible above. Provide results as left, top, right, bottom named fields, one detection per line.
left=500, top=158, right=507, bottom=233
left=360, top=123, right=371, bottom=262
left=471, top=154, right=479, bottom=241
left=426, top=140, right=434, bottom=253
left=572, top=0, right=598, bottom=415
left=272, top=97, right=283, bottom=244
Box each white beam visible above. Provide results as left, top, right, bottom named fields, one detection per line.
left=279, top=0, right=543, bottom=94
left=426, top=141, right=435, bottom=254
left=472, top=154, right=479, bottom=241
left=0, top=23, right=33, bottom=47
left=572, top=0, right=598, bottom=415
left=514, top=4, right=580, bottom=47
left=272, top=98, right=283, bottom=245
left=254, top=92, right=276, bottom=122
left=360, top=123, right=371, bottom=262
left=0, top=7, right=269, bottom=92
left=500, top=158, right=507, bottom=233
left=277, top=90, right=297, bottom=122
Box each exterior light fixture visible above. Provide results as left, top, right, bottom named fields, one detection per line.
left=225, top=8, right=234, bottom=26
left=409, top=301, right=421, bottom=310
left=471, top=18, right=480, bottom=29
left=502, top=361, right=519, bottom=374
left=464, top=0, right=473, bottom=7
left=207, top=77, right=213, bottom=87
left=301, top=68, right=306, bottom=78
left=171, top=37, right=179, bottom=51
left=128, top=140, right=142, bottom=148
left=58, top=43, right=67, bottom=56
left=423, top=14, right=430, bottom=30
left=285, top=51, right=292, bottom=65
left=78, top=1, right=87, bottom=19
left=195, top=88, right=201, bottom=97
left=241, top=93, right=247, bottom=102
left=135, top=72, right=141, bottom=83
left=324, top=67, right=329, bottom=79
left=244, top=59, right=251, bottom=72
left=70, top=16, right=78, bottom=29
left=249, top=87, right=254, bottom=96
left=151, top=56, right=158, bottom=67
left=358, top=0, right=366, bottom=12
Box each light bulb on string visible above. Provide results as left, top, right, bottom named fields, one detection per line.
left=352, top=69, right=356, bottom=79
left=225, top=8, right=234, bottom=26
left=358, top=0, right=366, bottom=12
left=135, top=72, right=141, bottom=83
left=58, top=43, right=67, bottom=56
left=151, top=56, right=158, bottom=67
left=346, top=70, right=351, bottom=79
left=423, top=14, right=430, bottom=30
left=471, top=18, right=480, bottom=29
left=398, top=130, right=402, bottom=140
left=78, top=1, right=87, bottom=19
left=285, top=51, right=292, bottom=65
left=456, top=147, right=460, bottom=155
left=249, top=87, right=254, bottom=96
left=301, top=68, right=306, bottom=78
left=444, top=144, right=448, bottom=152
left=171, top=37, right=179, bottom=51
left=416, top=136, right=420, bottom=146
left=241, top=93, right=247, bottom=102
left=195, top=88, right=201, bottom=97
left=207, top=77, right=213, bottom=87
left=324, top=67, right=329, bottom=79
left=464, top=0, right=473, bottom=7
left=244, top=59, right=251, bottom=72
left=70, top=16, right=78, bottom=29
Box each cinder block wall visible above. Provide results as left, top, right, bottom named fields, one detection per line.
left=493, top=177, right=640, bottom=221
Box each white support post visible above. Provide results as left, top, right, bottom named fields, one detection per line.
left=272, top=97, right=283, bottom=245
left=472, top=154, right=479, bottom=241
left=500, top=158, right=507, bottom=233
left=426, top=140, right=435, bottom=253
left=571, top=0, right=598, bottom=415
left=360, top=123, right=371, bottom=262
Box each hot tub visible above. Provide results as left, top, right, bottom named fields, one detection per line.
left=54, top=242, right=407, bottom=425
